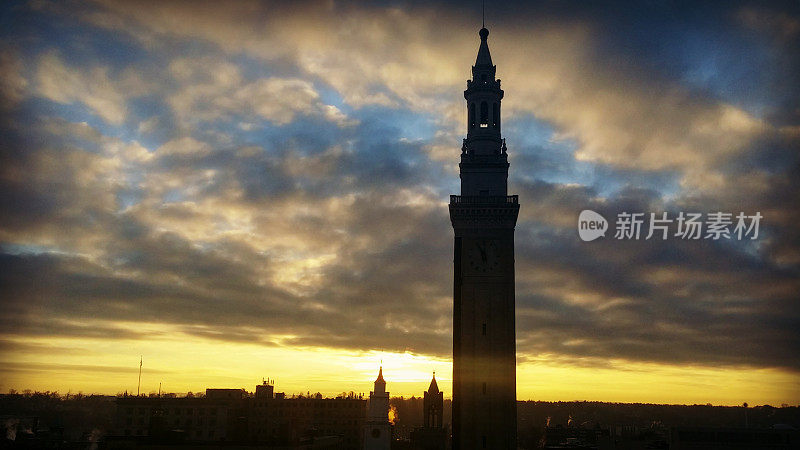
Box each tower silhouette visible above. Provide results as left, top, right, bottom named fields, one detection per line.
left=449, top=26, right=519, bottom=450
left=411, top=372, right=447, bottom=450
left=424, top=372, right=443, bottom=429
left=363, top=367, right=391, bottom=450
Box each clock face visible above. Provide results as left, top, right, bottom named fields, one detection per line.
left=466, top=239, right=500, bottom=274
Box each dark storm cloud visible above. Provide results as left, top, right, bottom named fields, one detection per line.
left=0, top=0, right=798, bottom=379
left=515, top=231, right=800, bottom=369
left=0, top=201, right=451, bottom=354
left=0, top=99, right=455, bottom=356
left=489, top=0, right=800, bottom=108
left=511, top=176, right=800, bottom=369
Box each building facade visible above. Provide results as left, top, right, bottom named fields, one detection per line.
left=114, top=390, right=245, bottom=442
left=449, top=26, right=519, bottom=450
left=248, top=381, right=365, bottom=449
left=113, top=383, right=366, bottom=449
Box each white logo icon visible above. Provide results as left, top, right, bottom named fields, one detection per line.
left=578, top=210, right=608, bottom=241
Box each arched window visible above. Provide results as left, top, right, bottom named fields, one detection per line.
left=493, top=102, right=499, bottom=128
left=480, top=101, right=488, bottom=127
left=469, top=103, right=476, bottom=129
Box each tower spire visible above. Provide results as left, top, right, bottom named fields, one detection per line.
left=464, top=25, right=502, bottom=158
left=428, top=371, right=439, bottom=393
left=474, top=27, right=493, bottom=67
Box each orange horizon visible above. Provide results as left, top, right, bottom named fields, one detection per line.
left=2, top=342, right=797, bottom=407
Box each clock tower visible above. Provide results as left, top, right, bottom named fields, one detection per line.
left=449, top=26, right=519, bottom=450
left=364, top=366, right=391, bottom=450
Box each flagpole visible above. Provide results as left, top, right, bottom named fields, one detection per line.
left=137, top=356, right=142, bottom=396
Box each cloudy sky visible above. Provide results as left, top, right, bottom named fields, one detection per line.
left=1, top=0, right=798, bottom=405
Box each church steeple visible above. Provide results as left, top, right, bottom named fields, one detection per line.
left=427, top=372, right=439, bottom=394
left=365, top=366, right=390, bottom=449
left=423, top=372, right=444, bottom=429
left=374, top=366, right=386, bottom=393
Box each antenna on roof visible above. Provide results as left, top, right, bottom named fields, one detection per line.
left=137, top=356, right=142, bottom=396
left=482, top=0, right=485, bottom=28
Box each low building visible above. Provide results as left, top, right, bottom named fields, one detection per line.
left=111, top=382, right=366, bottom=449
left=247, top=380, right=366, bottom=449
left=543, top=425, right=613, bottom=449
left=113, top=389, right=246, bottom=442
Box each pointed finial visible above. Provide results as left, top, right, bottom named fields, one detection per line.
left=376, top=365, right=385, bottom=383
left=482, top=0, right=485, bottom=28
left=428, top=372, right=440, bottom=393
